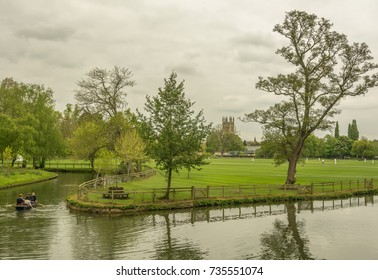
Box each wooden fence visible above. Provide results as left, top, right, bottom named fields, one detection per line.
left=79, top=178, right=375, bottom=204
left=45, top=162, right=92, bottom=170
left=77, top=169, right=157, bottom=200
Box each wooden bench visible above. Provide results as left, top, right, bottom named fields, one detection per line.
left=102, top=192, right=129, bottom=199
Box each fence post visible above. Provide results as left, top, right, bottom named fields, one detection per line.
left=311, top=183, right=314, bottom=195
left=341, top=181, right=343, bottom=191
left=191, top=186, right=195, bottom=200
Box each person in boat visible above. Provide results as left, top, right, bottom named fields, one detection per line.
left=17, top=193, right=33, bottom=208
left=25, top=193, right=31, bottom=200
left=16, top=194, right=24, bottom=205
left=30, top=192, right=37, bottom=203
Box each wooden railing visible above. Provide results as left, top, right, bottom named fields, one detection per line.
left=77, top=169, right=156, bottom=200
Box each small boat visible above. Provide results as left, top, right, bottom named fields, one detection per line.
left=15, top=201, right=38, bottom=211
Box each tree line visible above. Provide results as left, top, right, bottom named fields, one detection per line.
left=0, top=69, right=210, bottom=199
left=257, top=131, right=378, bottom=160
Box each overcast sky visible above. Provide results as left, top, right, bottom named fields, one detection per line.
left=1, top=0, right=378, bottom=140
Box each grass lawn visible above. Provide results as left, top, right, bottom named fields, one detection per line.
left=0, top=168, right=57, bottom=189
left=70, top=157, right=378, bottom=212
left=119, top=157, right=378, bottom=191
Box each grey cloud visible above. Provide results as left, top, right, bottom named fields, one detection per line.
left=16, top=26, right=74, bottom=42
left=167, top=64, right=200, bottom=77
left=232, top=32, right=276, bottom=48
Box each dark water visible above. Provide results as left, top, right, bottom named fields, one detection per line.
left=1, top=173, right=378, bottom=260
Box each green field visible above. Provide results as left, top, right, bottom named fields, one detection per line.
left=0, top=169, right=57, bottom=189
left=120, top=157, right=378, bottom=190
left=74, top=157, right=378, bottom=210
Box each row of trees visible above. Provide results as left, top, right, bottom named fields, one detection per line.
left=1, top=68, right=211, bottom=199
left=334, top=120, right=359, bottom=140
left=0, top=78, right=64, bottom=168
left=258, top=133, right=377, bottom=160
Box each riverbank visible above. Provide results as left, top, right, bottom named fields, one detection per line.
left=66, top=187, right=378, bottom=215
left=0, top=169, right=58, bottom=190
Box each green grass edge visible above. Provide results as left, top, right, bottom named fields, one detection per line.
left=65, top=187, right=378, bottom=215
left=0, top=172, right=59, bottom=190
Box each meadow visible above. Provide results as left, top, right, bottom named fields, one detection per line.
left=0, top=168, right=57, bottom=189
left=120, top=157, right=378, bottom=190
left=74, top=157, right=378, bottom=209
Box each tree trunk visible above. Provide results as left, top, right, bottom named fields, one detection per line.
left=285, top=155, right=299, bottom=185
left=90, top=158, right=95, bottom=170
left=40, top=157, right=46, bottom=169
left=285, top=137, right=306, bottom=185
left=162, top=168, right=172, bottom=200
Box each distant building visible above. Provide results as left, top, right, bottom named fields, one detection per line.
left=222, top=116, right=235, bottom=134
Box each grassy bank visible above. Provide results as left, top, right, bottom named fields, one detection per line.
left=66, top=158, right=378, bottom=214
left=119, top=158, right=378, bottom=190
left=0, top=168, right=58, bottom=189
left=66, top=188, right=378, bottom=214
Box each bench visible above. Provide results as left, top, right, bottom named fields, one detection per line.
left=102, top=192, right=129, bottom=199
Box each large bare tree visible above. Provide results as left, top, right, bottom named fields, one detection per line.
left=75, top=66, right=135, bottom=119
left=244, top=11, right=378, bottom=185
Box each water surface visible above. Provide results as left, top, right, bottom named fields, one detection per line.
left=1, top=173, right=377, bottom=260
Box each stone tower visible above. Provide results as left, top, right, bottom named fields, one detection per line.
left=222, top=116, right=235, bottom=134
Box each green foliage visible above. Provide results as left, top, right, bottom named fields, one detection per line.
left=94, top=148, right=117, bottom=175
left=351, top=139, right=374, bottom=159
left=115, top=129, right=147, bottom=173
left=0, top=78, right=65, bottom=167
left=243, top=10, right=378, bottom=184
left=348, top=119, right=359, bottom=141
left=138, top=72, right=212, bottom=199
left=0, top=114, right=19, bottom=158
left=69, top=121, right=106, bottom=169
left=334, top=122, right=340, bottom=138
left=206, top=124, right=245, bottom=155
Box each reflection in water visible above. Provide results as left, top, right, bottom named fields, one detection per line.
left=255, top=203, right=314, bottom=260
left=69, top=214, right=150, bottom=259
left=1, top=175, right=378, bottom=260
left=153, top=213, right=207, bottom=260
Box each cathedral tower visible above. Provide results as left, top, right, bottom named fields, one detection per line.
left=222, top=116, right=235, bottom=134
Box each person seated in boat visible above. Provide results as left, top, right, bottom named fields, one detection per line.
left=30, top=192, right=37, bottom=203
left=25, top=193, right=31, bottom=200
left=18, top=193, right=33, bottom=208
left=16, top=194, right=24, bottom=205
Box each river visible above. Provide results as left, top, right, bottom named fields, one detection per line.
left=1, top=173, right=378, bottom=260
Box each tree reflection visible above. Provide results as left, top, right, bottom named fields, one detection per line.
left=250, top=203, right=314, bottom=260
left=154, top=213, right=207, bottom=260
